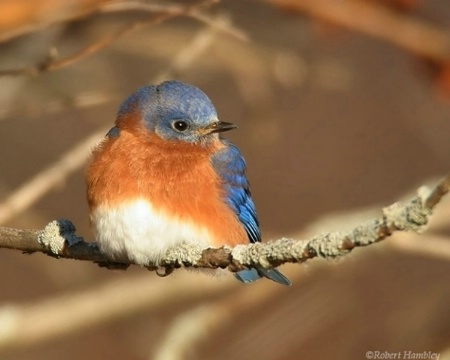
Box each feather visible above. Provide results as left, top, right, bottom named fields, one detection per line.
left=211, top=140, right=261, bottom=243
left=212, top=140, right=291, bottom=286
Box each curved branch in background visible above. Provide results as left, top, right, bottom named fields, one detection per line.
left=0, top=271, right=234, bottom=353
left=0, top=0, right=220, bottom=44
left=0, top=174, right=448, bottom=273
left=0, top=128, right=109, bottom=225
left=0, top=0, right=246, bottom=77
left=0, top=20, right=148, bottom=77
left=2, top=0, right=450, bottom=82
left=268, top=0, right=450, bottom=64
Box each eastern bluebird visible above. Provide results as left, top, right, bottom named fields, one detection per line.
left=86, top=80, right=291, bottom=286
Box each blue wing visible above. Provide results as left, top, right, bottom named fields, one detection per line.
left=211, top=140, right=291, bottom=287
left=211, top=140, right=261, bottom=243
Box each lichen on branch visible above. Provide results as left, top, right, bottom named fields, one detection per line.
left=0, top=174, right=448, bottom=275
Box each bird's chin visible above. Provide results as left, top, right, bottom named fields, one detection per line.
left=197, top=133, right=219, bottom=147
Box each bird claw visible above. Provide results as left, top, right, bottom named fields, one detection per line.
left=154, top=266, right=174, bottom=277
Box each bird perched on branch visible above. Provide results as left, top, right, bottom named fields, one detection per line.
left=86, top=80, right=291, bottom=286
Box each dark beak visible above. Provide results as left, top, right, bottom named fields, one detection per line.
left=207, top=121, right=238, bottom=134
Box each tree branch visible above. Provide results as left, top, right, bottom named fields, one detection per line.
left=0, top=271, right=234, bottom=352
left=0, top=128, right=109, bottom=225
left=268, top=0, right=450, bottom=64
left=0, top=0, right=245, bottom=77
left=1, top=175, right=448, bottom=274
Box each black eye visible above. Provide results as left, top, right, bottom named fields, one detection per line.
left=172, top=120, right=189, bottom=132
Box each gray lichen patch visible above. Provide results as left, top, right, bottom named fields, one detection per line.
left=163, top=242, right=208, bottom=266
left=38, top=219, right=82, bottom=255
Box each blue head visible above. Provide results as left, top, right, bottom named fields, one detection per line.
left=117, top=81, right=237, bottom=144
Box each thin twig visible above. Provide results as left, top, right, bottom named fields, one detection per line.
left=0, top=6, right=180, bottom=77
left=100, top=0, right=247, bottom=41
left=424, top=174, right=450, bottom=209
left=0, top=21, right=149, bottom=76
left=153, top=14, right=229, bottom=82
left=0, top=0, right=246, bottom=77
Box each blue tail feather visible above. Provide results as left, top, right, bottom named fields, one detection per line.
left=235, top=266, right=291, bottom=286
left=234, top=269, right=261, bottom=284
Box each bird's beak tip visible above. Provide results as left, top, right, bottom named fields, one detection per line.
left=208, top=121, right=238, bottom=134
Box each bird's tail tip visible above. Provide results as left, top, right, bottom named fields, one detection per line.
left=234, top=267, right=292, bottom=286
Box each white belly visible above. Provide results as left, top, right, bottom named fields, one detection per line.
left=91, top=199, right=212, bottom=265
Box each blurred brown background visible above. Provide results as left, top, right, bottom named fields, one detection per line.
left=0, top=0, right=450, bottom=359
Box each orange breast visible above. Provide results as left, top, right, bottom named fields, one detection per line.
left=86, top=126, right=248, bottom=247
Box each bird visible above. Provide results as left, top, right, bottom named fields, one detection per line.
left=86, top=80, right=291, bottom=286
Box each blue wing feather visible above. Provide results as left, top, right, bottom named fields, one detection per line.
left=211, top=140, right=261, bottom=243
left=211, top=139, right=291, bottom=287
